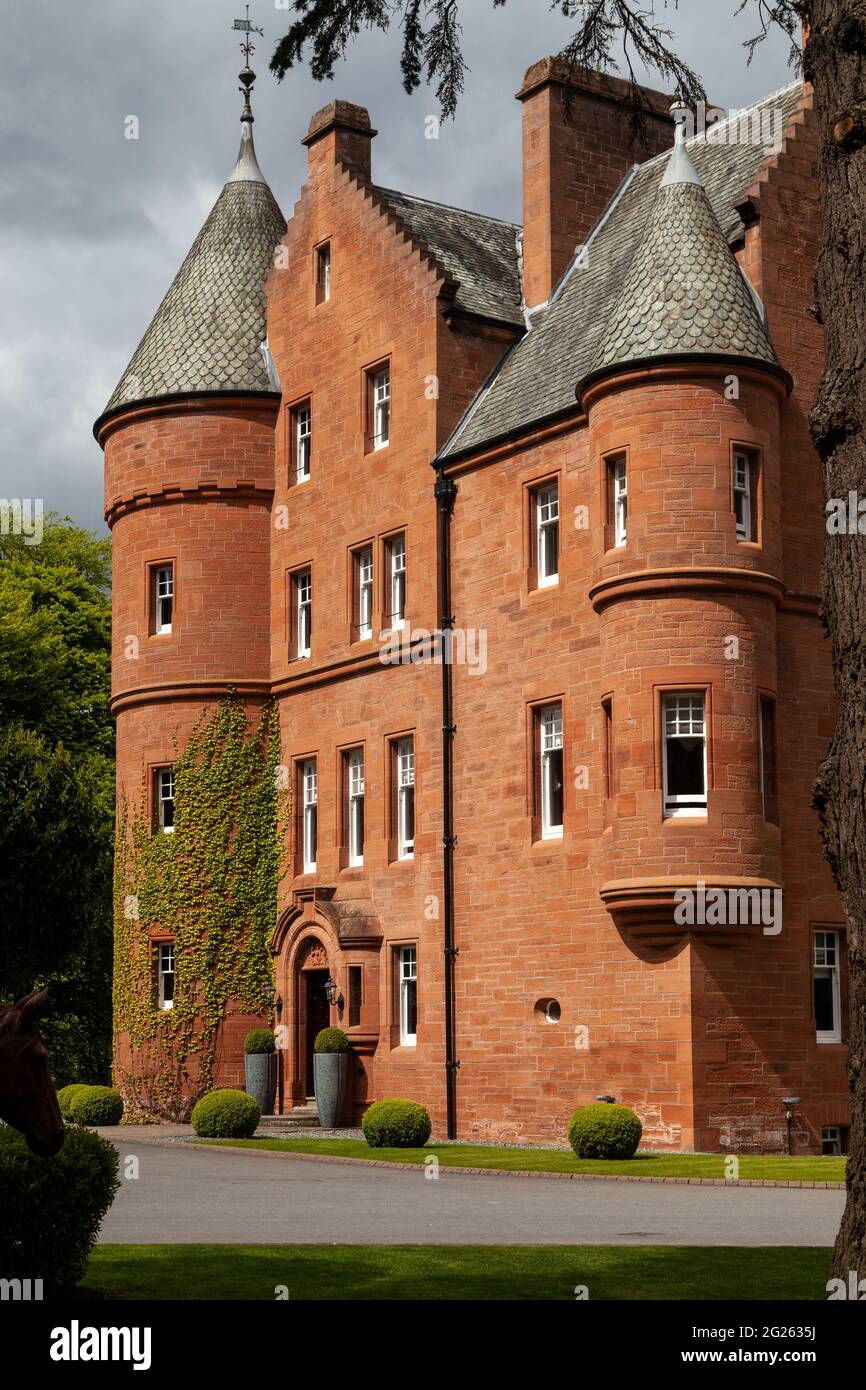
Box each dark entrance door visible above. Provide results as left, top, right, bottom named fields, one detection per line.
left=305, top=969, right=331, bottom=1097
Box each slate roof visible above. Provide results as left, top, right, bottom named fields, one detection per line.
left=374, top=187, right=524, bottom=327
left=99, top=140, right=286, bottom=423
left=590, top=163, right=776, bottom=375
left=441, top=82, right=802, bottom=459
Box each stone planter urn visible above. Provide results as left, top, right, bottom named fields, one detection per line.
left=243, top=1030, right=277, bottom=1116
left=313, top=1028, right=351, bottom=1128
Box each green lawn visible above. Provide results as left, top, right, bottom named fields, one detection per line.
left=190, top=1137, right=846, bottom=1183
left=82, top=1245, right=832, bottom=1301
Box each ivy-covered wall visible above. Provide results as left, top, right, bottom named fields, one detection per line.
left=113, top=698, right=288, bottom=1119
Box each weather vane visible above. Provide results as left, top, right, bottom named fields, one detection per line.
left=233, top=5, right=264, bottom=68
left=233, top=6, right=264, bottom=113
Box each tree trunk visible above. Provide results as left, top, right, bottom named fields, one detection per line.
left=806, top=0, right=866, bottom=1280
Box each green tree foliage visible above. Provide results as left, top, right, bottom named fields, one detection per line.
left=0, top=514, right=112, bottom=764
left=0, top=515, right=113, bottom=1083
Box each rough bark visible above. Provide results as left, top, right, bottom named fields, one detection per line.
left=807, top=0, right=866, bottom=1281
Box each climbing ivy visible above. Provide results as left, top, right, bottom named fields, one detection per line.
left=113, top=698, right=289, bottom=1119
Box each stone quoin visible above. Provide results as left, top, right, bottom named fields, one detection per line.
left=95, top=47, right=847, bottom=1153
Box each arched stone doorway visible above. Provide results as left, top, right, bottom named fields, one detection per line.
left=297, top=938, right=331, bottom=1098
left=271, top=887, right=383, bottom=1117
left=271, top=917, right=338, bottom=1112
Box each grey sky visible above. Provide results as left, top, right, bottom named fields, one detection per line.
left=0, top=1, right=797, bottom=535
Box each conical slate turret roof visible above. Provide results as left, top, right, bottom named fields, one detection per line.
left=588, top=125, right=776, bottom=377
left=98, top=71, right=286, bottom=424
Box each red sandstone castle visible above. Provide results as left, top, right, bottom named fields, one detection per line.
left=96, top=50, right=849, bottom=1152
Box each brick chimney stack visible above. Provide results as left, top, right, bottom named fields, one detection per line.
left=302, top=100, right=377, bottom=182
left=518, top=59, right=676, bottom=310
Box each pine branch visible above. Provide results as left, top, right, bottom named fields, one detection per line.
left=553, top=1, right=707, bottom=137
left=270, top=1, right=394, bottom=84
left=736, top=0, right=804, bottom=69
left=270, top=0, right=803, bottom=123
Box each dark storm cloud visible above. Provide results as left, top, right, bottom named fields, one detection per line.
left=0, top=0, right=796, bottom=533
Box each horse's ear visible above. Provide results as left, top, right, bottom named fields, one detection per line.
left=14, top=988, right=50, bottom=1027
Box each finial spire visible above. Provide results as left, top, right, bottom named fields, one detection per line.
left=660, top=105, right=702, bottom=189
left=228, top=7, right=267, bottom=184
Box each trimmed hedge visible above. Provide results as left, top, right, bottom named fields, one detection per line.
left=191, top=1089, right=261, bottom=1139
left=0, top=1125, right=120, bottom=1295
left=362, top=1099, right=432, bottom=1148
left=244, top=1029, right=276, bottom=1055
left=68, top=1086, right=124, bottom=1127
left=314, top=1027, right=349, bottom=1054
left=567, top=1103, right=643, bottom=1160
left=56, top=1083, right=88, bottom=1120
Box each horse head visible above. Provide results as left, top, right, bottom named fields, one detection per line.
left=0, top=988, right=65, bottom=1156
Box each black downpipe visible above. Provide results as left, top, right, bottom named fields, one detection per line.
left=435, top=466, right=459, bottom=1139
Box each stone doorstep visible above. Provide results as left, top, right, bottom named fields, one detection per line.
left=116, top=1135, right=846, bottom=1188
left=257, top=1112, right=320, bottom=1132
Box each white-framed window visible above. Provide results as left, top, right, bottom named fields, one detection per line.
left=539, top=703, right=564, bottom=839
left=156, top=766, right=175, bottom=834
left=315, top=242, right=331, bottom=303
left=347, top=748, right=365, bottom=867
left=534, top=481, right=559, bottom=587
left=293, top=402, right=311, bottom=483
left=370, top=364, right=390, bottom=450
left=387, top=533, right=406, bottom=628
left=822, top=1125, right=846, bottom=1156
left=733, top=449, right=756, bottom=541
left=293, top=568, right=312, bottom=658
left=396, top=737, right=415, bottom=859
left=356, top=546, right=373, bottom=640
left=662, top=692, right=707, bottom=817
left=157, top=941, right=174, bottom=1011
left=399, top=944, right=417, bottom=1046
left=154, top=565, right=173, bottom=634
left=611, top=456, right=627, bottom=547
left=814, top=930, right=842, bottom=1043
left=301, top=758, right=317, bottom=873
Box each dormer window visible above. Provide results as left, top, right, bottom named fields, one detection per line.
left=315, top=242, right=331, bottom=304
